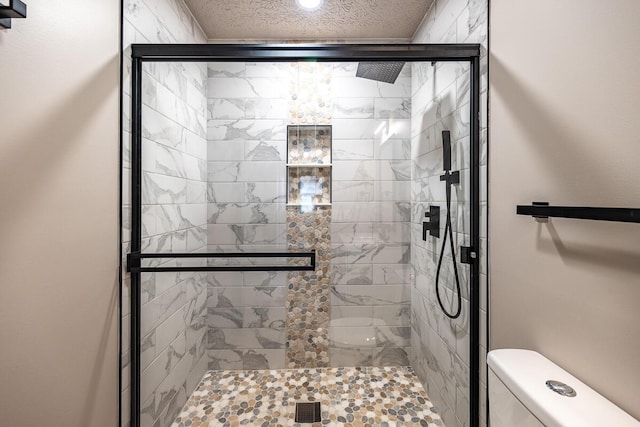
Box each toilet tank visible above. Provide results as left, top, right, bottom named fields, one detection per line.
left=487, top=349, right=639, bottom=427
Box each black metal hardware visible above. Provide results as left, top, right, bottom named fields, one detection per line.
left=126, top=251, right=316, bottom=273
left=442, top=130, right=452, bottom=172
left=517, top=202, right=640, bottom=223
left=130, top=55, right=143, bottom=427
left=423, top=206, right=441, bottom=239
left=460, top=246, right=477, bottom=265
left=440, top=170, right=460, bottom=185
left=469, top=53, right=481, bottom=427
left=0, top=0, right=26, bottom=29
left=131, top=43, right=481, bottom=62
left=295, top=402, right=322, bottom=423
left=127, top=43, right=482, bottom=427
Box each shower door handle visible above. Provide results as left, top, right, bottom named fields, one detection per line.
left=126, top=250, right=316, bottom=273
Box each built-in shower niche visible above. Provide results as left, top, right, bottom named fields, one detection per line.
left=286, top=125, right=332, bottom=207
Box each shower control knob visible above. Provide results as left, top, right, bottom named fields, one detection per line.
left=423, top=206, right=440, bottom=240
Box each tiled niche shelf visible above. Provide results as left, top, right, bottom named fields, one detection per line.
left=286, top=125, right=332, bottom=206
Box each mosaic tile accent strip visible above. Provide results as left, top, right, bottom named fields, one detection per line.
left=289, top=62, right=332, bottom=125
left=286, top=207, right=332, bottom=368
left=171, top=366, right=444, bottom=427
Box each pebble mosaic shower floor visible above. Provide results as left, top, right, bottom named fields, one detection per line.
left=172, top=366, right=443, bottom=427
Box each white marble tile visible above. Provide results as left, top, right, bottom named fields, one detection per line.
left=207, top=286, right=287, bottom=308
left=373, top=264, right=412, bottom=285
left=245, top=62, right=290, bottom=78
left=245, top=98, right=288, bottom=119
left=207, top=349, right=285, bottom=370
left=142, top=172, right=187, bottom=204
left=332, top=139, right=374, bottom=160
left=378, top=76, right=412, bottom=98
left=207, top=203, right=282, bottom=225
left=373, top=222, right=411, bottom=243
left=142, top=106, right=184, bottom=150
left=207, top=161, right=240, bottom=182
left=246, top=181, right=286, bottom=203
left=245, top=140, right=286, bottom=161
left=374, top=98, right=411, bottom=119
left=331, top=284, right=410, bottom=306
left=334, top=160, right=409, bottom=181
left=332, top=98, right=375, bottom=119
left=141, top=282, right=186, bottom=337
left=207, top=182, right=245, bottom=203
left=186, top=180, right=207, bottom=204
left=208, top=98, right=245, bottom=120
left=332, top=181, right=374, bottom=202
left=184, top=130, right=207, bottom=160
left=374, top=181, right=411, bottom=201
left=208, top=140, right=244, bottom=161
left=207, top=224, right=285, bottom=245
left=330, top=306, right=373, bottom=326
left=375, top=138, right=411, bottom=160
left=372, top=347, right=410, bottom=366
left=238, top=161, right=285, bottom=182
left=332, top=202, right=410, bottom=223
left=243, top=307, right=286, bottom=328
left=207, top=77, right=288, bottom=99
left=331, top=62, right=358, bottom=76
left=155, top=307, right=187, bottom=355
left=329, top=347, right=373, bottom=367
left=207, top=271, right=242, bottom=287
left=207, top=119, right=286, bottom=141
left=332, top=118, right=377, bottom=139
left=333, top=160, right=376, bottom=181
left=331, top=76, right=380, bottom=98
left=140, top=335, right=186, bottom=409
left=372, top=305, right=411, bottom=326
left=331, top=222, right=373, bottom=244
left=375, top=325, right=411, bottom=347
left=329, top=326, right=377, bottom=348
left=331, top=264, right=372, bottom=286
left=207, top=307, right=243, bottom=328
left=207, top=62, right=246, bottom=78
left=208, top=327, right=286, bottom=349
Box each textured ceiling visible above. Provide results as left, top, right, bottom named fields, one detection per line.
left=183, top=0, right=434, bottom=41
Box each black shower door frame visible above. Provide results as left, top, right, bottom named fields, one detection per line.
left=127, top=43, right=482, bottom=427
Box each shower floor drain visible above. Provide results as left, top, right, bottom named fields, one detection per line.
left=295, top=402, right=321, bottom=423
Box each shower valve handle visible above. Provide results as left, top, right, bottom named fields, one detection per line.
left=423, top=206, right=441, bottom=240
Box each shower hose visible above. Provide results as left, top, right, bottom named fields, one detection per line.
left=435, top=173, right=462, bottom=319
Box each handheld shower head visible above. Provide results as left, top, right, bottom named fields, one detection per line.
left=442, top=130, right=452, bottom=172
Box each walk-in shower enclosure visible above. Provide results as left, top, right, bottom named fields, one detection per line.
left=125, top=44, right=481, bottom=427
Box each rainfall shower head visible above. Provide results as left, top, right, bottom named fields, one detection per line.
left=356, top=61, right=405, bottom=84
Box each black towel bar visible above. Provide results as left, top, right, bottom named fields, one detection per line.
left=516, top=202, right=640, bottom=223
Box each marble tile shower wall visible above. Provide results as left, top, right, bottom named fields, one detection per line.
left=205, top=62, right=414, bottom=370
left=410, top=1, right=488, bottom=427
left=122, top=1, right=207, bottom=427
left=329, top=63, right=413, bottom=368
left=205, top=62, right=290, bottom=371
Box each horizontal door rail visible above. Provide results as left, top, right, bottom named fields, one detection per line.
left=517, top=202, right=640, bottom=223
left=131, top=43, right=482, bottom=62
left=126, top=250, right=316, bottom=273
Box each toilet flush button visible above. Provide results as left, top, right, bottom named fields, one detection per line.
left=546, top=380, right=577, bottom=397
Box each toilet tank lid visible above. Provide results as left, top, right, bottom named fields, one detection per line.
left=487, top=349, right=639, bottom=427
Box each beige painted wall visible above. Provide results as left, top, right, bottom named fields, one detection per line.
left=0, top=1, right=120, bottom=426
left=489, top=0, right=640, bottom=419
